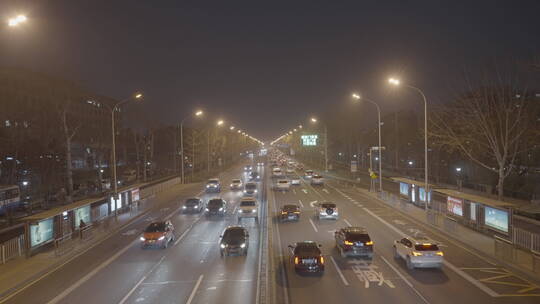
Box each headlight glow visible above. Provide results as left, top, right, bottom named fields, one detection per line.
left=240, top=243, right=246, bottom=248
left=219, top=207, right=224, bottom=211
left=252, top=209, right=257, bottom=213
left=243, top=190, right=247, bottom=193
left=140, top=237, right=145, bottom=241
left=220, top=243, right=226, bottom=248
left=182, top=206, right=187, bottom=209
left=158, top=236, right=165, bottom=241
left=254, top=189, right=258, bottom=193
left=205, top=208, right=209, bottom=211
left=206, top=185, right=210, bottom=188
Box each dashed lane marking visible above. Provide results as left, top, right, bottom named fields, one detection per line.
left=344, top=219, right=352, bottom=226
left=322, top=188, right=330, bottom=194
left=298, top=200, right=304, bottom=208
left=308, top=218, right=319, bottom=233
left=301, top=189, right=308, bottom=194
left=330, top=256, right=349, bottom=286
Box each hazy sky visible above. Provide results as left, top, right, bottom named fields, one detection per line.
left=1, top=0, right=539, bottom=140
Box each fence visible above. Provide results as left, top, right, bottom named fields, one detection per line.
left=54, top=232, right=74, bottom=257
left=512, top=227, right=540, bottom=252
left=1, top=235, right=24, bottom=264
left=140, top=177, right=181, bottom=199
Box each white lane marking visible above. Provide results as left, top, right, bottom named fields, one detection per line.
left=47, top=240, right=137, bottom=304
left=344, top=219, right=352, bottom=227
left=298, top=200, right=304, bottom=208
left=329, top=256, right=349, bottom=286
left=309, top=200, right=318, bottom=208
left=186, top=274, right=204, bottom=304
left=271, top=186, right=290, bottom=304
left=443, top=261, right=499, bottom=297
left=380, top=256, right=430, bottom=304
left=308, top=218, right=319, bottom=233
left=362, top=207, right=499, bottom=297
left=292, top=189, right=297, bottom=195
left=301, top=189, right=308, bottom=194
left=322, top=188, right=329, bottom=194
left=122, top=229, right=138, bottom=236
left=118, top=255, right=166, bottom=304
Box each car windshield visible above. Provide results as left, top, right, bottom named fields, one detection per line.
left=278, top=180, right=288, bottom=184
left=245, top=184, right=257, bottom=190
left=313, top=175, right=322, bottom=178
left=232, top=179, right=241, bottom=183
left=240, top=200, right=256, bottom=207
left=223, top=229, right=245, bottom=241
left=208, top=199, right=224, bottom=207
left=208, top=179, right=219, bottom=184
left=321, top=203, right=336, bottom=208
left=283, top=205, right=298, bottom=211
left=346, top=233, right=371, bottom=242
left=145, top=222, right=166, bottom=232
left=294, top=243, right=321, bottom=255
left=415, top=244, right=440, bottom=251
left=185, top=199, right=200, bottom=206
left=306, top=170, right=313, bottom=174
left=250, top=172, right=258, bottom=176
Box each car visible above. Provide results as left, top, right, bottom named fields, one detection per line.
left=272, top=167, right=283, bottom=177
left=244, top=165, right=253, bottom=172
left=257, top=162, right=264, bottom=166
left=286, top=168, right=295, bottom=175
left=140, top=221, right=175, bottom=249
left=243, top=182, right=258, bottom=196
left=393, top=237, right=444, bottom=269
left=304, top=170, right=314, bottom=179
left=275, top=179, right=291, bottom=191
left=205, top=178, right=221, bottom=193
left=230, top=179, right=243, bottom=190
left=182, top=197, right=204, bottom=213
left=335, top=227, right=373, bottom=258
left=205, top=198, right=227, bottom=217
left=311, top=174, right=324, bottom=186
left=317, top=202, right=338, bottom=220
left=291, top=177, right=301, bottom=185
left=280, top=204, right=301, bottom=221
left=238, top=198, right=258, bottom=222
left=289, top=241, right=325, bottom=273
left=249, top=171, right=260, bottom=181
left=220, top=226, right=250, bottom=256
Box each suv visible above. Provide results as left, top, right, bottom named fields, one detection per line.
left=140, top=221, right=175, bottom=249
left=182, top=197, right=204, bottom=213
left=205, top=178, right=221, bottom=193
left=393, top=237, right=444, bottom=269
left=272, top=167, right=283, bottom=177
left=305, top=170, right=314, bottom=179
left=289, top=241, right=324, bottom=273
left=243, top=182, right=258, bottom=196
left=335, top=227, right=373, bottom=258
left=311, top=174, right=324, bottom=186
left=230, top=179, right=243, bottom=190
left=280, top=204, right=301, bottom=221
left=249, top=171, right=260, bottom=181
left=317, top=202, right=338, bottom=220
left=238, top=198, right=258, bottom=222
left=244, top=165, right=253, bottom=172
left=275, top=179, right=290, bottom=191
left=205, top=198, right=227, bottom=217
left=220, top=226, right=249, bottom=256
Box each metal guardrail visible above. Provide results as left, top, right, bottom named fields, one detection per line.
left=512, top=227, right=540, bottom=252
left=54, top=232, right=74, bottom=257
left=1, top=235, right=24, bottom=264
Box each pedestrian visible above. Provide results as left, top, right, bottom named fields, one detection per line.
left=79, top=219, right=86, bottom=238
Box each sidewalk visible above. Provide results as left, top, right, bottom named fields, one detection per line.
left=353, top=185, right=540, bottom=282
left=0, top=179, right=196, bottom=300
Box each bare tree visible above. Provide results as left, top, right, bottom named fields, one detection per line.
left=431, top=83, right=536, bottom=199
left=59, top=103, right=82, bottom=204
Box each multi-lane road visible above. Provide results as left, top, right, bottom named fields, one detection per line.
left=2, top=160, right=539, bottom=304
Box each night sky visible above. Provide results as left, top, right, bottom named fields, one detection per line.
left=1, top=0, right=539, bottom=140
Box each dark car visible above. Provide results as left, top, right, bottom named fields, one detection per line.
left=182, top=197, right=204, bottom=213
left=243, top=165, right=253, bottom=172
left=289, top=241, right=324, bottom=273
left=140, top=221, right=175, bottom=249
left=280, top=204, right=301, bottom=222
left=205, top=179, right=221, bottom=193
left=220, top=226, right=249, bottom=256
left=335, top=227, right=373, bottom=258
left=249, top=171, right=260, bottom=181
left=205, top=198, right=227, bottom=217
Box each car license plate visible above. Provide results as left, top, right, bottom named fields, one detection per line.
left=302, top=259, right=315, bottom=264
left=355, top=242, right=364, bottom=246
left=288, top=215, right=294, bottom=219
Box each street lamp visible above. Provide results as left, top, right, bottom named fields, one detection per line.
left=389, top=76, right=429, bottom=210
left=107, top=92, right=143, bottom=210
left=310, top=117, right=328, bottom=172
left=8, top=15, right=27, bottom=27
left=180, top=109, right=204, bottom=184
left=230, top=126, right=235, bottom=130
left=217, top=119, right=224, bottom=126
left=352, top=93, right=383, bottom=192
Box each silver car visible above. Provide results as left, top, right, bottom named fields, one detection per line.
left=317, top=202, right=338, bottom=220
left=393, top=237, right=444, bottom=269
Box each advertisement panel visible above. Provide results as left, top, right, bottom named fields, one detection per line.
left=30, top=218, right=54, bottom=247
left=447, top=196, right=463, bottom=216
left=485, top=206, right=509, bottom=233
left=75, top=205, right=91, bottom=227
left=470, top=202, right=477, bottom=221
left=351, top=161, right=358, bottom=173
left=131, top=188, right=140, bottom=202
left=399, top=182, right=409, bottom=196
left=301, top=135, right=318, bottom=146
left=419, top=187, right=432, bottom=202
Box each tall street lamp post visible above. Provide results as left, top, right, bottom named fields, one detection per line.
left=352, top=93, right=383, bottom=192
left=310, top=117, right=328, bottom=172
left=389, top=77, right=429, bottom=211
left=180, top=110, right=203, bottom=184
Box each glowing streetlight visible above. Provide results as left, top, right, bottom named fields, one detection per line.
left=230, top=126, right=235, bottom=130
left=310, top=117, right=318, bottom=123
left=195, top=110, right=203, bottom=116
left=217, top=120, right=224, bottom=126
left=8, top=15, right=27, bottom=27
left=388, top=78, right=400, bottom=86
left=299, top=125, right=303, bottom=129
left=134, top=93, right=143, bottom=99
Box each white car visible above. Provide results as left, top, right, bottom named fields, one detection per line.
left=275, top=179, right=291, bottom=191
left=305, top=170, right=314, bottom=179
left=311, top=174, right=324, bottom=186
left=286, top=168, right=295, bottom=175
left=238, top=198, right=258, bottom=222
left=291, top=178, right=301, bottom=185
left=243, top=182, right=258, bottom=196
left=393, top=237, right=444, bottom=269
left=272, top=168, right=283, bottom=177
left=230, top=179, right=243, bottom=190
left=317, top=202, right=338, bottom=220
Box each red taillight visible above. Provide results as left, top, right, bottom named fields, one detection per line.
left=344, top=240, right=354, bottom=246
left=319, top=256, right=325, bottom=264
left=294, top=256, right=299, bottom=264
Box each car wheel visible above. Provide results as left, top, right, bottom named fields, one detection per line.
left=393, top=246, right=399, bottom=259
left=406, top=256, right=414, bottom=270
left=340, top=246, right=347, bottom=258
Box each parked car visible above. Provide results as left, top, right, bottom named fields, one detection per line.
left=335, top=226, right=373, bottom=258
left=289, top=241, right=325, bottom=273
left=393, top=236, right=444, bottom=269
left=140, top=221, right=175, bottom=249
left=220, top=226, right=249, bottom=256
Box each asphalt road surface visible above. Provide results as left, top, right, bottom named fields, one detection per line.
left=2, top=160, right=539, bottom=304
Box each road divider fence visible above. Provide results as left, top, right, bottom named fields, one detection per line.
left=54, top=233, right=74, bottom=257
left=0, top=235, right=24, bottom=264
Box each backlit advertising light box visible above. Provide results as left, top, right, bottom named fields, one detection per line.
left=485, top=206, right=509, bottom=233
left=447, top=196, right=463, bottom=216
left=301, top=135, right=318, bottom=146
left=30, top=218, right=54, bottom=247
left=399, top=182, right=409, bottom=196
